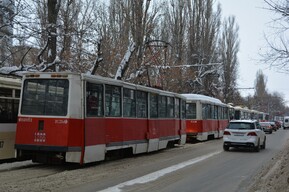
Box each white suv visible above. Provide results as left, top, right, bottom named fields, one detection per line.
left=223, top=120, right=266, bottom=152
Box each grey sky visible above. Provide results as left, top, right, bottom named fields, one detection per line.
left=218, top=0, right=289, bottom=104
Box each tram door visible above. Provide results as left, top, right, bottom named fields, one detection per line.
left=84, top=82, right=106, bottom=163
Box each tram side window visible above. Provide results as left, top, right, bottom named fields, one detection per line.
left=202, top=104, right=209, bottom=119
left=221, top=107, right=224, bottom=119
left=123, top=88, right=136, bottom=117
left=214, top=106, right=218, bottom=119
left=105, top=85, right=121, bottom=117
left=242, top=112, right=245, bottom=119
left=86, top=83, right=103, bottom=117
left=159, top=95, right=167, bottom=118
left=0, top=87, right=12, bottom=97
left=209, top=105, right=213, bottom=119
left=265, top=114, right=269, bottom=121
left=210, top=105, right=214, bottom=119
left=223, top=107, right=228, bottom=119
left=218, top=106, right=222, bottom=119
left=229, top=108, right=235, bottom=120
left=150, top=93, right=158, bottom=118
left=206, top=104, right=211, bottom=119
left=217, top=106, right=220, bottom=119
left=1, top=87, right=19, bottom=123
left=136, top=91, right=147, bottom=118
left=181, top=100, right=186, bottom=119
left=0, top=98, right=19, bottom=123
left=186, top=103, right=196, bottom=119
left=15, top=90, right=20, bottom=98
left=167, top=97, right=174, bottom=118
left=245, top=112, right=249, bottom=119
left=175, top=98, right=180, bottom=118
left=221, top=107, right=226, bottom=120
left=235, top=111, right=241, bottom=120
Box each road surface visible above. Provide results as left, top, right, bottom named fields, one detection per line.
left=0, top=129, right=288, bottom=192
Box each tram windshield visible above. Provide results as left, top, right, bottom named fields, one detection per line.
left=21, top=79, right=69, bottom=116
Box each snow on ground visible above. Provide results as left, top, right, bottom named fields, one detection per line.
left=247, top=137, right=289, bottom=192
left=0, top=160, right=34, bottom=171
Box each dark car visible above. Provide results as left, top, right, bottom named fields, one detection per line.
left=259, top=122, right=273, bottom=134
left=274, top=121, right=281, bottom=129
left=269, top=122, right=278, bottom=131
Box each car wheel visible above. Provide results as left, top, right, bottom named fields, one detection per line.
left=254, top=140, right=260, bottom=152
left=261, top=137, right=266, bottom=149
left=223, top=145, right=229, bottom=151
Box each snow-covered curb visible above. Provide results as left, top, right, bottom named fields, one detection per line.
left=0, top=160, right=34, bottom=171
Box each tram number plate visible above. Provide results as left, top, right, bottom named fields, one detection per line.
left=0, top=141, right=4, bottom=148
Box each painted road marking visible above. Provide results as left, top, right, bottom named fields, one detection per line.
left=98, top=150, right=222, bottom=192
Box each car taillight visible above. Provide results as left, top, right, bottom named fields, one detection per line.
left=247, top=132, right=257, bottom=136
left=224, top=131, right=231, bottom=135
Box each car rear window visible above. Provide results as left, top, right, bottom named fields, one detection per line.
left=228, top=122, right=255, bottom=129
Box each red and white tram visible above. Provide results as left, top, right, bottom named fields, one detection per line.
left=256, top=111, right=269, bottom=122
left=181, top=94, right=229, bottom=141
left=0, top=75, right=21, bottom=161
left=233, top=106, right=252, bottom=120
left=15, top=72, right=186, bottom=164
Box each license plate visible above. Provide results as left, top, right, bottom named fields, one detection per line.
left=232, top=132, right=245, bottom=136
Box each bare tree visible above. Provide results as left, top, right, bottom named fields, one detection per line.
left=46, top=0, right=60, bottom=71
left=159, top=0, right=188, bottom=92
left=97, top=0, right=132, bottom=78
left=244, top=69, right=287, bottom=118
left=15, top=0, right=61, bottom=71
left=0, top=0, right=29, bottom=67
left=114, top=42, right=136, bottom=80
left=268, top=91, right=286, bottom=119
left=253, top=70, right=269, bottom=112
left=124, top=0, right=160, bottom=84
left=0, top=0, right=238, bottom=103
left=58, top=0, right=78, bottom=66
left=100, top=0, right=162, bottom=83
left=261, top=0, right=289, bottom=73
left=255, top=70, right=268, bottom=98
left=185, top=0, right=222, bottom=96
left=7, top=0, right=104, bottom=73
left=219, top=16, right=239, bottom=103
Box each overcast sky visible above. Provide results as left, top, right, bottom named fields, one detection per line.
left=217, top=0, right=289, bottom=105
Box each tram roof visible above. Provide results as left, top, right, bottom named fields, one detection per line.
left=233, top=106, right=252, bottom=112
left=181, top=93, right=225, bottom=105
left=0, top=74, right=21, bottom=89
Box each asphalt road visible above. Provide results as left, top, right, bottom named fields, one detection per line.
left=89, top=129, right=289, bottom=192
left=1, top=129, right=288, bottom=192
